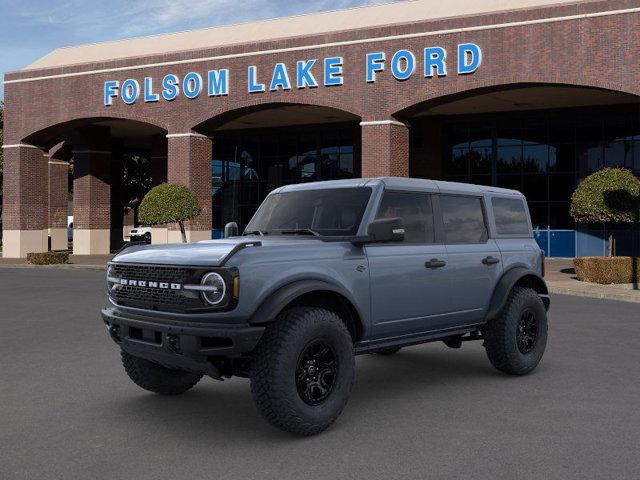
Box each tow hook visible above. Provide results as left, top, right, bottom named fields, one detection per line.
left=106, top=323, right=120, bottom=342
left=166, top=334, right=181, bottom=354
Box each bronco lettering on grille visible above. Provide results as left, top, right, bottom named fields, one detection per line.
left=119, top=279, right=182, bottom=290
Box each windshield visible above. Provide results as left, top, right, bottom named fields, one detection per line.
left=245, top=187, right=372, bottom=237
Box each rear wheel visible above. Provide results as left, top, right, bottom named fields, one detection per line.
left=250, top=307, right=355, bottom=436
left=121, top=351, right=202, bottom=395
left=483, top=287, right=548, bottom=375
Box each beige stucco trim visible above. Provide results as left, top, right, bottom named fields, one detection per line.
left=49, top=228, right=68, bottom=251
left=151, top=227, right=169, bottom=244
left=167, top=230, right=211, bottom=244
left=6, top=6, right=640, bottom=84
left=73, top=229, right=111, bottom=255
left=2, top=230, right=48, bottom=258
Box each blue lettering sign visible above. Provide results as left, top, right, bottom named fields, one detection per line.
left=324, top=57, right=343, bottom=86
left=296, top=60, right=318, bottom=89
left=366, top=52, right=385, bottom=83
left=161, top=74, right=179, bottom=101
left=270, top=63, right=292, bottom=91
left=121, top=79, right=140, bottom=104
left=458, top=43, right=482, bottom=74
left=144, top=77, right=159, bottom=102
left=104, top=80, right=119, bottom=106
left=424, top=47, right=447, bottom=77
left=208, top=69, right=229, bottom=96
left=183, top=72, right=203, bottom=99
left=391, top=50, right=415, bottom=81
left=248, top=66, right=265, bottom=93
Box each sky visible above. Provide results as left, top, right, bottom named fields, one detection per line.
left=0, top=0, right=400, bottom=100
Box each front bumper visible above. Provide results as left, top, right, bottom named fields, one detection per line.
left=101, top=307, right=265, bottom=377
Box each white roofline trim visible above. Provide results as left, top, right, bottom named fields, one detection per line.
left=48, top=160, right=69, bottom=165
left=4, top=7, right=639, bottom=86
left=1, top=143, right=42, bottom=149
left=360, top=120, right=409, bottom=127
left=165, top=133, right=212, bottom=139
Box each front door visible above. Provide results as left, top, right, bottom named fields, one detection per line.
left=366, top=191, right=452, bottom=339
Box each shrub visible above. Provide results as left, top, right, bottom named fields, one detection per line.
left=570, top=168, right=640, bottom=224
left=138, top=183, right=202, bottom=243
left=573, top=256, right=640, bottom=284
left=27, top=251, right=70, bottom=265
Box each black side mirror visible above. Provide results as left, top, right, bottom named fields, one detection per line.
left=366, top=217, right=405, bottom=243
left=224, top=222, right=239, bottom=238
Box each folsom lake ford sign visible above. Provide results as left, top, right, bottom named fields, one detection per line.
left=103, top=43, right=482, bottom=106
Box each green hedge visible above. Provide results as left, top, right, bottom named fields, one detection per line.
left=27, top=251, right=70, bottom=265
left=570, top=168, right=640, bottom=224
left=574, top=256, right=640, bottom=284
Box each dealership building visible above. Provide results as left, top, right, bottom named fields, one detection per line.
left=3, top=0, right=640, bottom=257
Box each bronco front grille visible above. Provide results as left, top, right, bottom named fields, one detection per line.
left=108, top=264, right=202, bottom=312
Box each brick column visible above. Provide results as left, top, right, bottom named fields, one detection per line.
left=72, top=127, right=112, bottom=255
left=360, top=120, right=410, bottom=178
left=166, top=132, right=212, bottom=243
left=150, top=134, right=169, bottom=244
left=48, top=159, right=69, bottom=251
left=1, top=144, right=49, bottom=258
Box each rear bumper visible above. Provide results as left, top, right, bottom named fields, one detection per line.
left=101, top=307, right=265, bottom=376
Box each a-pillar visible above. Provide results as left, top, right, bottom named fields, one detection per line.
left=72, top=127, right=112, bottom=255
left=360, top=120, right=410, bottom=177
left=48, top=151, right=69, bottom=251
left=1, top=143, right=49, bottom=258
left=166, top=132, right=212, bottom=243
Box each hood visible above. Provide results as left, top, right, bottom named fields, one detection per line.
left=113, top=238, right=253, bottom=267
left=112, top=236, right=323, bottom=267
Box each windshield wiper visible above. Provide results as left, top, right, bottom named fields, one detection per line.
left=243, top=230, right=267, bottom=236
left=278, top=228, right=321, bottom=237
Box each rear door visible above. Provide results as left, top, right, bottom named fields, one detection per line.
left=439, top=194, right=503, bottom=326
left=366, top=190, right=452, bottom=339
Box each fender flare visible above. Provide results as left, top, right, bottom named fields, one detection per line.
left=249, top=279, right=361, bottom=325
left=485, top=267, right=549, bottom=321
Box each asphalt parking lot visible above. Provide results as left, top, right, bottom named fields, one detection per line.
left=1, top=268, right=638, bottom=480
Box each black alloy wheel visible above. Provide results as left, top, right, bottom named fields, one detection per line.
left=296, top=341, right=338, bottom=405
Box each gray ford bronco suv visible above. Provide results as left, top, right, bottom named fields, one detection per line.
left=102, top=177, right=549, bottom=435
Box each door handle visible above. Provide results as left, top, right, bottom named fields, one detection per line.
left=482, top=256, right=500, bottom=265
left=425, top=258, right=447, bottom=269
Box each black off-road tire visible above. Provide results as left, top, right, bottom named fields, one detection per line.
left=121, top=351, right=203, bottom=395
left=250, top=307, right=355, bottom=436
left=375, top=346, right=402, bottom=356
left=483, top=287, right=548, bottom=375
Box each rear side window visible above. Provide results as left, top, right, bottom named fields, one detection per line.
left=492, top=197, right=530, bottom=236
left=440, top=195, right=487, bottom=244
left=376, top=191, right=435, bottom=243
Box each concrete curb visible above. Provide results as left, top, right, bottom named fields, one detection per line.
left=0, top=263, right=106, bottom=271
left=547, top=282, right=640, bottom=304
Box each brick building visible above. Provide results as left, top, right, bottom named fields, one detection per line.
left=3, top=0, right=640, bottom=257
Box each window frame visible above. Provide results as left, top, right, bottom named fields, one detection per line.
left=489, top=195, right=534, bottom=239
left=373, top=190, right=439, bottom=245
left=438, top=193, right=490, bottom=245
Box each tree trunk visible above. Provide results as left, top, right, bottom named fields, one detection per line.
left=178, top=221, right=187, bottom=243
left=608, top=233, right=614, bottom=257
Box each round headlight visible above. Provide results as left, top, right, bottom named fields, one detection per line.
left=201, top=272, right=226, bottom=305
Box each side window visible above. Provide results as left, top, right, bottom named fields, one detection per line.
left=440, top=195, right=487, bottom=244
left=375, top=191, right=435, bottom=243
left=492, top=197, right=530, bottom=236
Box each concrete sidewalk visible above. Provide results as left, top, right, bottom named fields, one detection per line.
left=546, top=259, right=640, bottom=303
left=0, top=254, right=112, bottom=270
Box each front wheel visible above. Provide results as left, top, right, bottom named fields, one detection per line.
left=483, top=287, right=548, bottom=375
left=121, top=351, right=202, bottom=395
left=250, top=307, right=355, bottom=436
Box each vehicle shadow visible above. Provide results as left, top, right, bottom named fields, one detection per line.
left=103, top=346, right=503, bottom=442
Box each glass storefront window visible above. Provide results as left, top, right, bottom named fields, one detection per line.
left=443, top=105, right=640, bottom=230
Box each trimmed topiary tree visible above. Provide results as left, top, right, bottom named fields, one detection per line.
left=570, top=168, right=640, bottom=256
left=138, top=183, right=202, bottom=243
